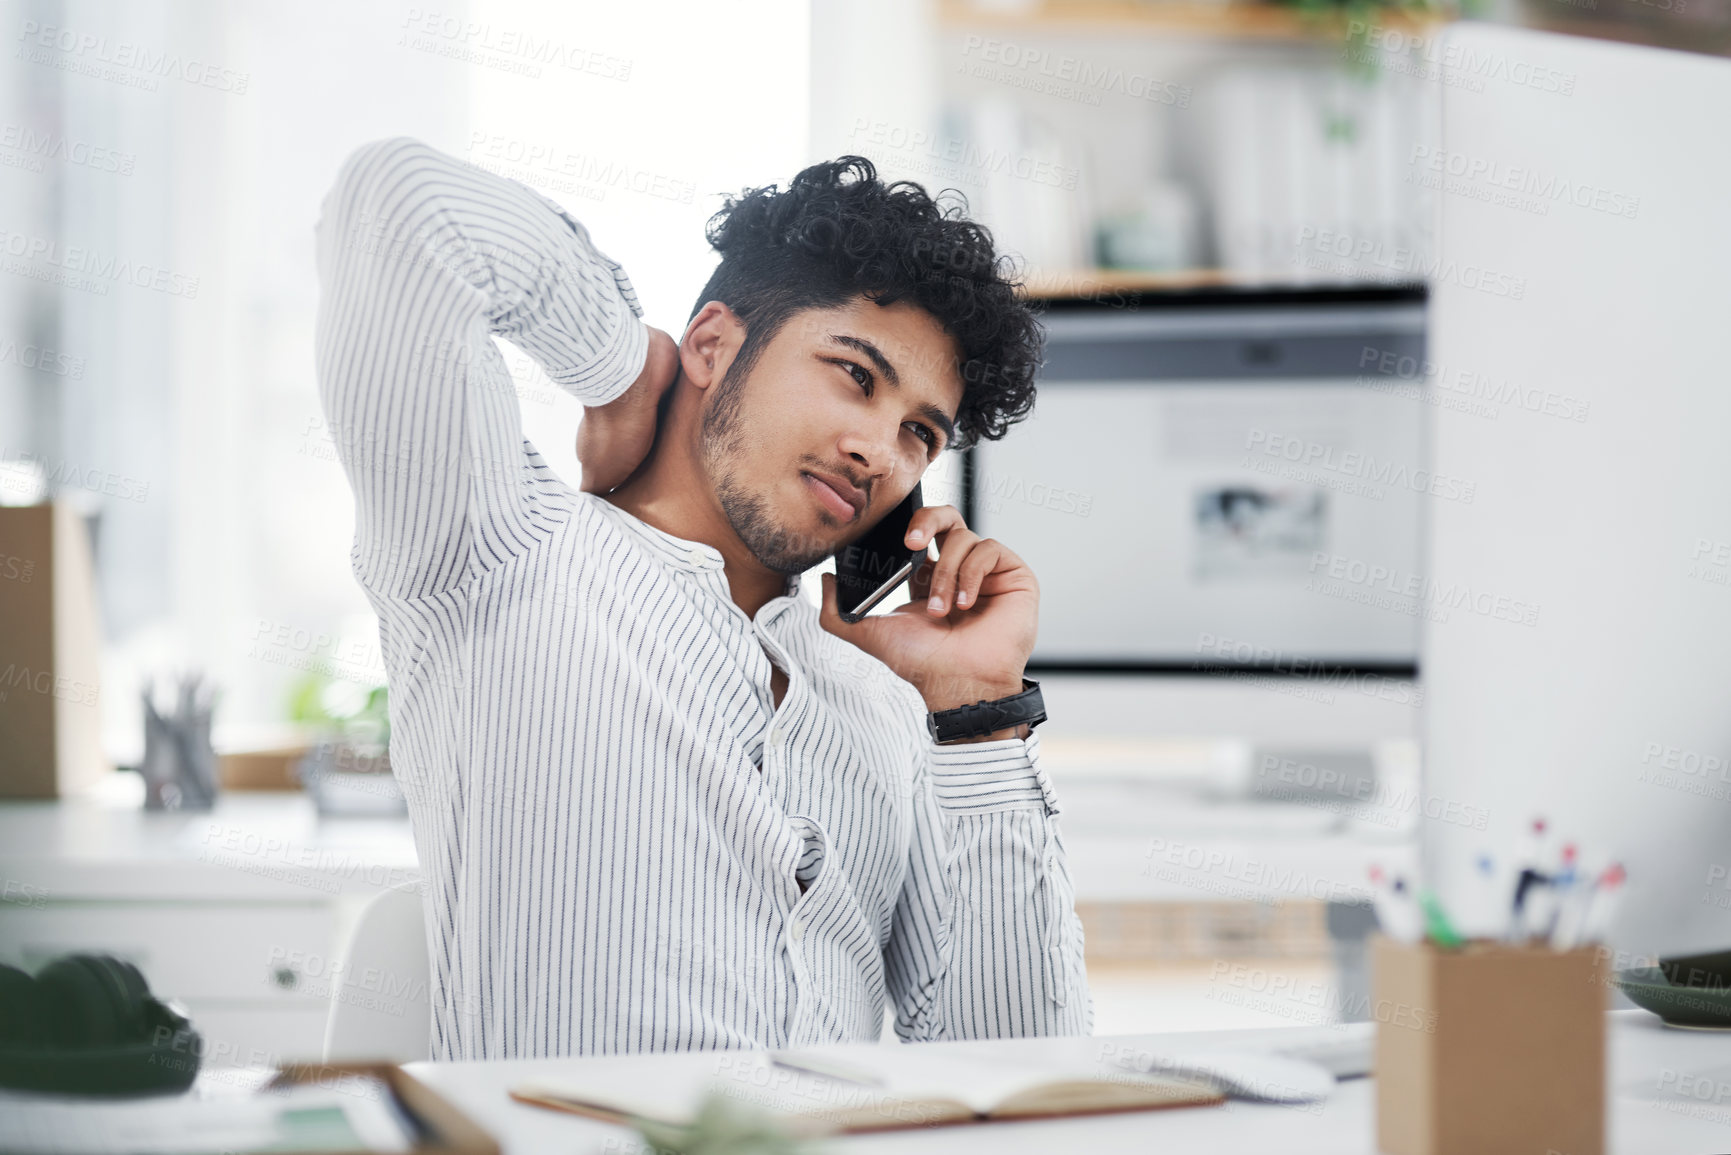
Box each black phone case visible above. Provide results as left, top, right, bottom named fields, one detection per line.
left=834, top=481, right=924, bottom=624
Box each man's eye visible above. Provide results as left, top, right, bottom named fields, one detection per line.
left=837, top=359, right=935, bottom=449
left=842, top=361, right=870, bottom=390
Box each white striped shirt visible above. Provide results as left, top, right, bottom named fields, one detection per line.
left=312, top=137, right=1092, bottom=1059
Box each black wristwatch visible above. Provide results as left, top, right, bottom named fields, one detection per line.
left=927, top=678, right=1046, bottom=744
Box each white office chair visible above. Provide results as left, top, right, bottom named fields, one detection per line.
left=323, top=880, right=432, bottom=1062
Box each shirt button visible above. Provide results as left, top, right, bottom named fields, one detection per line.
left=789, top=918, right=805, bottom=943
left=769, top=725, right=784, bottom=746
left=685, top=547, right=706, bottom=566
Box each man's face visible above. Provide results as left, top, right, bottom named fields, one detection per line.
left=699, top=296, right=963, bottom=576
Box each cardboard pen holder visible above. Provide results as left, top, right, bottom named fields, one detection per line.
left=1372, top=933, right=1608, bottom=1155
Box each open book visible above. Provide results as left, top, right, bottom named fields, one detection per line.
left=511, top=1044, right=1224, bottom=1135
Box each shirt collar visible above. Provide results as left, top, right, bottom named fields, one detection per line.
left=586, top=494, right=803, bottom=603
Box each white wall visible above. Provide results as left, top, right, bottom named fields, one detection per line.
left=10, top=0, right=809, bottom=758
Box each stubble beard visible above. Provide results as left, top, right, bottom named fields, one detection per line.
left=700, top=362, right=838, bottom=576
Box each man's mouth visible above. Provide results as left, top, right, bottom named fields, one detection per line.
left=802, top=471, right=862, bottom=522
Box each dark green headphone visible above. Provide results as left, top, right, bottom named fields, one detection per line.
left=0, top=953, right=203, bottom=1095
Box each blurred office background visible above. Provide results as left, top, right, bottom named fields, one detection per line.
left=1, top=0, right=1713, bottom=1060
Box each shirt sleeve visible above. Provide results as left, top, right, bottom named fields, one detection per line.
left=312, top=135, right=649, bottom=601
left=883, top=705, right=1095, bottom=1041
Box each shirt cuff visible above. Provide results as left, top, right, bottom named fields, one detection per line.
left=515, top=185, right=650, bottom=405
left=927, top=728, right=1061, bottom=818
left=542, top=305, right=647, bottom=406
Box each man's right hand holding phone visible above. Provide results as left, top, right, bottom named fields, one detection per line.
left=577, top=322, right=680, bottom=495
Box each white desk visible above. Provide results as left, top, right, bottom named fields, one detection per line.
left=0, top=766, right=1410, bottom=1064
left=0, top=764, right=1414, bottom=1057
left=0, top=783, right=418, bottom=1065
left=405, top=1012, right=1731, bottom=1154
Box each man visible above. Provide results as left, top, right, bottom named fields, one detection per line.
left=313, top=136, right=1090, bottom=1060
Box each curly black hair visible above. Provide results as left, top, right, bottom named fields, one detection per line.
left=688, top=155, right=1043, bottom=453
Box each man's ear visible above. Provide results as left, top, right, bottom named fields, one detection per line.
left=679, top=301, right=742, bottom=392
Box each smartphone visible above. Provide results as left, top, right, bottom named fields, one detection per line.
left=834, top=480, right=925, bottom=624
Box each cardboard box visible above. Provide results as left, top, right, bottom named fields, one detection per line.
left=0, top=502, right=108, bottom=797
left=219, top=745, right=311, bottom=791
left=1373, top=934, right=1607, bottom=1155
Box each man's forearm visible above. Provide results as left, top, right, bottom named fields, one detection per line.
left=889, top=761, right=1093, bottom=1040
left=324, top=136, right=647, bottom=405
left=313, top=136, right=647, bottom=599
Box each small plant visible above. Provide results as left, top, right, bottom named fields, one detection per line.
left=286, top=668, right=389, bottom=749
left=1271, top=0, right=1484, bottom=76
left=630, top=1094, right=816, bottom=1155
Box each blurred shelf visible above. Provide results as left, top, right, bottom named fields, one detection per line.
left=1026, top=266, right=1239, bottom=295
left=940, top=0, right=1452, bottom=41
left=1518, top=8, right=1731, bottom=58
left=1023, top=266, right=1427, bottom=297
left=1077, top=899, right=1333, bottom=963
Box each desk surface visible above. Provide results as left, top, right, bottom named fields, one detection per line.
left=0, top=773, right=1410, bottom=905
left=0, top=783, right=419, bottom=901
left=405, top=1012, right=1731, bottom=1154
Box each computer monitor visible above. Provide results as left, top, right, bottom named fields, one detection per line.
left=967, top=286, right=1427, bottom=675
left=1421, top=24, right=1731, bottom=958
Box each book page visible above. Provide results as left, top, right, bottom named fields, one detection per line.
left=765, top=1046, right=1219, bottom=1118
left=516, top=1050, right=963, bottom=1132
left=513, top=1045, right=1220, bottom=1133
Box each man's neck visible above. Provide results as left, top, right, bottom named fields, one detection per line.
left=600, top=443, right=789, bottom=621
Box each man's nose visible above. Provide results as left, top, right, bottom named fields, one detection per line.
left=842, top=425, right=908, bottom=487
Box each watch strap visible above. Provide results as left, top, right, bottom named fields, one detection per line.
left=927, top=678, right=1046, bottom=744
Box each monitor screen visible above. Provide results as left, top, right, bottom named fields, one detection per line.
left=966, top=287, right=1428, bottom=675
